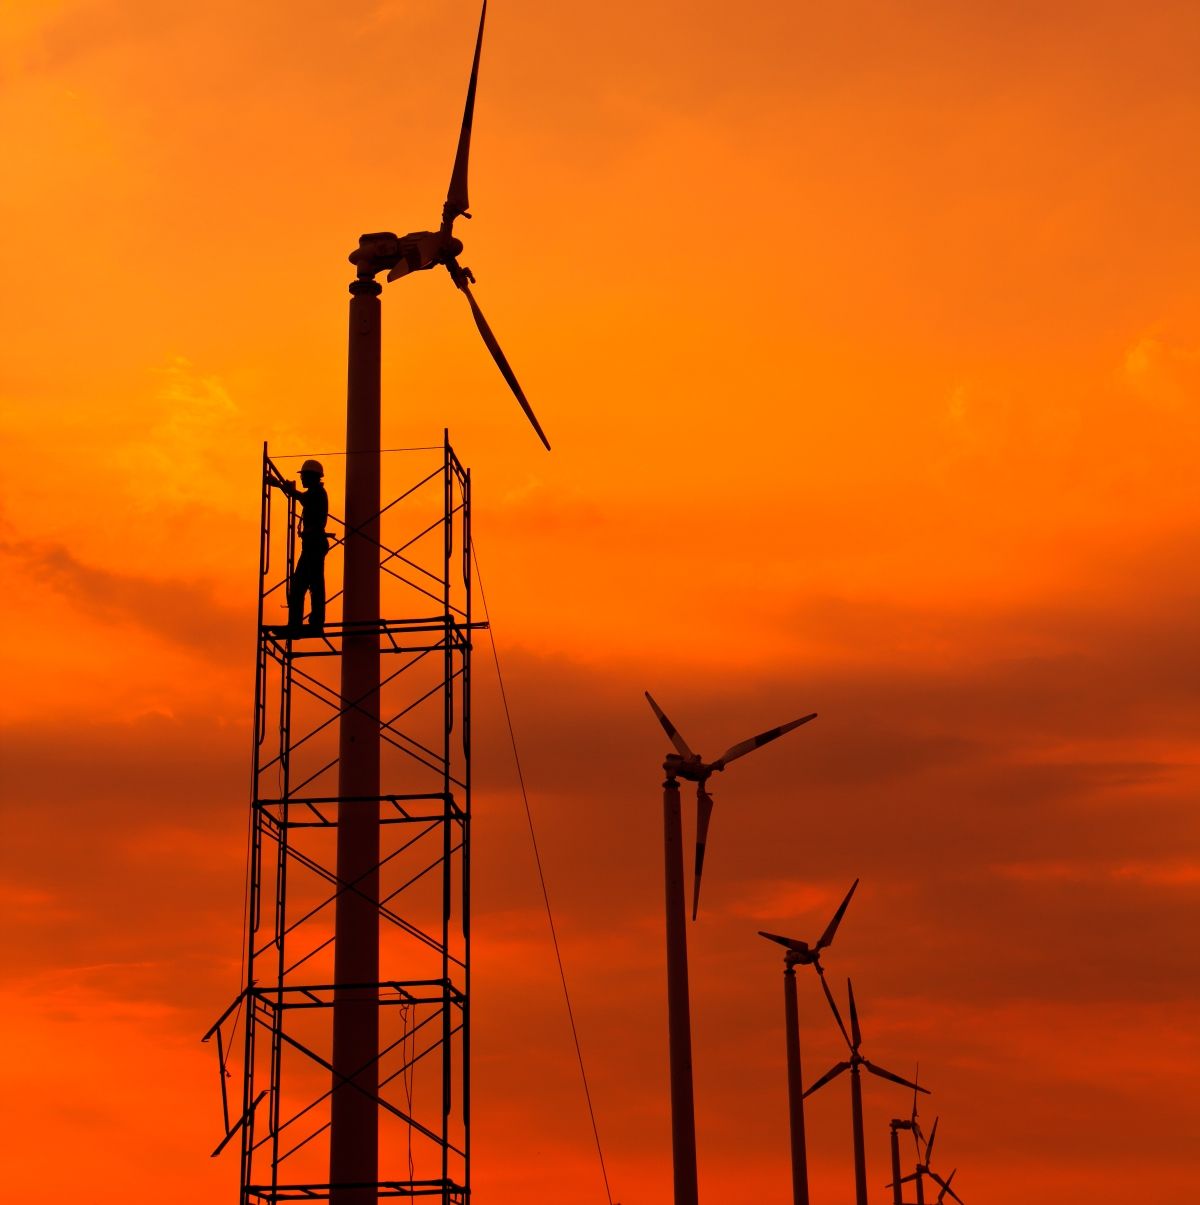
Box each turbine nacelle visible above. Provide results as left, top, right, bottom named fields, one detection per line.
left=349, top=230, right=463, bottom=281
left=663, top=752, right=716, bottom=782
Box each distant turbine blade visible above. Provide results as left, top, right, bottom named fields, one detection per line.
left=455, top=276, right=551, bottom=449
left=847, top=978, right=862, bottom=1050
left=815, top=878, right=859, bottom=950
left=863, top=1059, right=927, bottom=1093
left=714, top=712, right=817, bottom=769
left=911, top=1063, right=926, bottom=1155
left=691, top=784, right=714, bottom=920
left=758, top=930, right=807, bottom=953
left=444, top=0, right=486, bottom=226
left=931, top=1170, right=961, bottom=1205
left=644, top=692, right=696, bottom=760
left=801, top=1060, right=851, bottom=1099
left=817, top=967, right=853, bottom=1051
left=925, top=1117, right=939, bottom=1164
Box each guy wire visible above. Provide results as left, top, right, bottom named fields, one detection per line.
left=472, top=539, right=615, bottom=1205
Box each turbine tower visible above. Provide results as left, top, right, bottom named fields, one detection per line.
left=644, top=692, right=817, bottom=1205
left=757, top=878, right=858, bottom=1205
left=336, top=2, right=545, bottom=1197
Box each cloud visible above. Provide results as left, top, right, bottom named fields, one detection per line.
left=3, top=535, right=247, bottom=653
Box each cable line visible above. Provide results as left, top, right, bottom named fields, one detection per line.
left=472, top=540, right=615, bottom=1205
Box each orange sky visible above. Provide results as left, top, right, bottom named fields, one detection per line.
left=2, top=1, right=1199, bottom=1201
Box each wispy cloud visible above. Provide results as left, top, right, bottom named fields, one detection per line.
left=4, top=536, right=247, bottom=653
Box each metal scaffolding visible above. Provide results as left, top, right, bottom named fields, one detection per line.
left=206, top=436, right=478, bottom=1204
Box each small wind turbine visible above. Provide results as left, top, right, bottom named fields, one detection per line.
left=329, top=2, right=547, bottom=1194
left=893, top=1118, right=964, bottom=1205
left=887, top=1069, right=927, bottom=1205
left=804, top=978, right=928, bottom=1205
left=644, top=692, right=817, bottom=1205
left=757, top=879, right=859, bottom=1205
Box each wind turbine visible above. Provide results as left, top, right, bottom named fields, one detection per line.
left=887, top=1069, right=927, bottom=1205
left=804, top=978, right=928, bottom=1205
left=757, top=879, right=859, bottom=1205
left=330, top=3, right=547, bottom=1199
left=894, top=1118, right=964, bottom=1205
left=644, top=692, right=817, bottom=1205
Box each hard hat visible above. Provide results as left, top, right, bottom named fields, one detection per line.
left=299, top=459, right=324, bottom=477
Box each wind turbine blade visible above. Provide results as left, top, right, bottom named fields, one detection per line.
left=815, top=878, right=859, bottom=950
left=758, top=930, right=807, bottom=953
left=925, top=1117, right=939, bottom=1164
left=910, top=1063, right=926, bottom=1155
left=847, top=977, right=862, bottom=1050
left=817, top=967, right=853, bottom=1051
left=714, top=712, right=817, bottom=768
left=644, top=692, right=696, bottom=760
left=800, top=1060, right=851, bottom=1099
left=931, top=1170, right=961, bottom=1204
left=456, top=277, right=551, bottom=449
left=443, top=0, right=486, bottom=226
left=898, top=1173, right=919, bottom=1185
left=691, top=785, right=714, bottom=920
left=863, top=1059, right=928, bottom=1093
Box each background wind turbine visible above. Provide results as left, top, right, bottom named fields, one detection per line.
left=644, top=692, right=817, bottom=1205
left=804, top=978, right=928, bottom=1205
left=645, top=692, right=817, bottom=920
left=887, top=1068, right=926, bottom=1205
left=757, top=879, right=859, bottom=1205
left=895, top=1118, right=965, bottom=1205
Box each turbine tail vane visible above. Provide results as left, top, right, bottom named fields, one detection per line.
left=450, top=265, right=550, bottom=449
left=691, top=784, right=714, bottom=920
left=815, top=877, right=859, bottom=950
left=644, top=692, right=697, bottom=761
left=444, top=0, right=487, bottom=228
left=714, top=712, right=817, bottom=769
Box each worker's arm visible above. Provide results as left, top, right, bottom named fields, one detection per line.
left=269, top=478, right=300, bottom=499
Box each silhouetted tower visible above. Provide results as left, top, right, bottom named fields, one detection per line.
left=205, top=5, right=545, bottom=1200
left=205, top=438, right=477, bottom=1203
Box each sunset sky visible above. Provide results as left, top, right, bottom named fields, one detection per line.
left=3, top=1, right=1199, bottom=1201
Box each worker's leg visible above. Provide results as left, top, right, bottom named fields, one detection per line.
left=308, top=544, right=327, bottom=630
left=289, top=547, right=313, bottom=628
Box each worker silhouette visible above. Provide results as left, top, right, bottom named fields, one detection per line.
left=270, top=458, right=329, bottom=635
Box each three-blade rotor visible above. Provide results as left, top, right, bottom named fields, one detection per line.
left=354, top=0, right=550, bottom=450
left=804, top=978, right=928, bottom=1102
left=645, top=691, right=817, bottom=919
